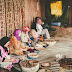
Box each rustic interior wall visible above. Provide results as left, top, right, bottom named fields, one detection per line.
left=25, top=0, right=41, bottom=27
left=0, top=0, right=41, bottom=39
left=40, top=0, right=45, bottom=20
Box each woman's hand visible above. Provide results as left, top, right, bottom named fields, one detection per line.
left=10, top=57, right=15, bottom=62
left=22, top=48, right=27, bottom=51
left=4, top=58, right=14, bottom=62
left=29, top=40, right=32, bottom=43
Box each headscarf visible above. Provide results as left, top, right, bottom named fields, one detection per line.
left=0, top=37, right=10, bottom=52
left=37, top=18, right=41, bottom=22
left=35, top=17, right=41, bottom=23
left=22, top=26, right=29, bottom=32
left=13, top=29, right=21, bottom=41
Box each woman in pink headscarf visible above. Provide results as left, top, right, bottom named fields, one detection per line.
left=21, top=26, right=32, bottom=47
left=9, top=29, right=28, bottom=55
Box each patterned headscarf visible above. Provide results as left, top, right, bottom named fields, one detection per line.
left=13, top=29, right=21, bottom=41
left=22, top=26, right=29, bottom=32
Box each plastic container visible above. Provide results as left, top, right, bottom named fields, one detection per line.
left=51, top=22, right=61, bottom=26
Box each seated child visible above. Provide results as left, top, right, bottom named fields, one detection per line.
left=0, top=37, right=19, bottom=71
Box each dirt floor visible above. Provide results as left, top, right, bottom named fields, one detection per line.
left=35, top=36, right=72, bottom=72
left=36, top=36, right=72, bottom=62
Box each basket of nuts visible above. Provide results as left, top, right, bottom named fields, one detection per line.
left=19, top=60, right=39, bottom=72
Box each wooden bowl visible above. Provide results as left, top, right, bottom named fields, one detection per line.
left=35, top=47, right=46, bottom=51
left=41, top=62, right=51, bottom=67
left=38, top=42, right=46, bottom=45
left=38, top=69, right=51, bottom=72
left=30, top=47, right=34, bottom=49
left=28, top=53, right=39, bottom=59
left=44, top=39, right=55, bottom=42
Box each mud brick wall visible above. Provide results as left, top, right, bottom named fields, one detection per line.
left=0, top=0, right=41, bottom=39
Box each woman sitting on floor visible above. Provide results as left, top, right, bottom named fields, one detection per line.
left=29, top=29, right=43, bottom=47
left=36, top=17, right=50, bottom=39
left=9, top=29, right=29, bottom=55
left=21, top=26, right=32, bottom=47
left=29, top=29, right=38, bottom=42
left=0, top=37, right=19, bottom=71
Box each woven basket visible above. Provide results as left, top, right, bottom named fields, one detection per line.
left=44, top=39, right=56, bottom=47
left=20, top=60, right=39, bottom=72
left=35, top=47, right=46, bottom=51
